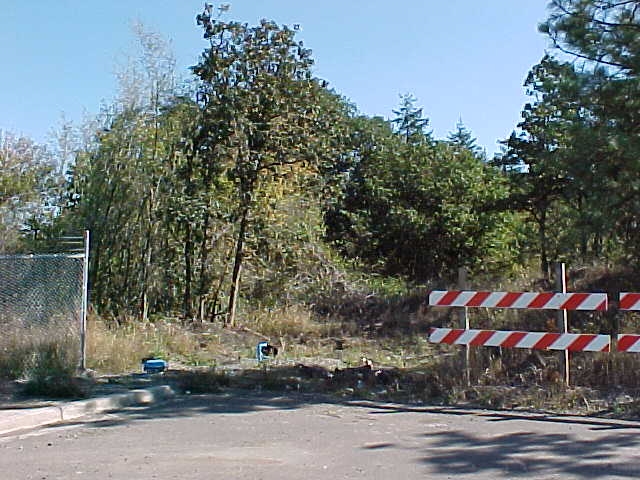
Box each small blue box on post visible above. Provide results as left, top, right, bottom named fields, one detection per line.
left=143, top=358, right=167, bottom=374
left=256, top=342, right=278, bottom=362
left=256, top=341, right=269, bottom=362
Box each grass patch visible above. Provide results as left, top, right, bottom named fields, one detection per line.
left=0, top=320, right=88, bottom=398
left=0, top=341, right=33, bottom=380
left=87, top=315, right=214, bottom=373
left=21, top=340, right=87, bottom=399
left=0, top=320, right=88, bottom=399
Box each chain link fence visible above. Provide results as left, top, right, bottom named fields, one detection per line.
left=0, top=249, right=88, bottom=378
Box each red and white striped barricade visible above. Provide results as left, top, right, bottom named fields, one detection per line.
left=619, top=293, right=640, bottom=311
left=429, top=328, right=610, bottom=352
left=429, top=290, right=608, bottom=311
left=617, top=294, right=640, bottom=352
left=428, top=290, right=609, bottom=352
left=617, top=335, right=640, bottom=352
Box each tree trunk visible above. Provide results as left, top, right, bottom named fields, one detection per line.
left=196, top=212, right=211, bottom=323
left=184, top=222, right=193, bottom=320
left=209, top=252, right=230, bottom=322
left=183, top=149, right=195, bottom=321
left=227, top=203, right=250, bottom=327
left=538, top=209, right=549, bottom=279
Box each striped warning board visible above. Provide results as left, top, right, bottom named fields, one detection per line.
left=428, top=328, right=610, bottom=352
left=617, top=334, right=640, bottom=352
left=619, top=293, right=640, bottom=311
left=429, top=290, right=608, bottom=311
left=615, top=294, right=640, bottom=353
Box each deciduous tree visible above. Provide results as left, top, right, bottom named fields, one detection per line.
left=193, top=10, right=345, bottom=325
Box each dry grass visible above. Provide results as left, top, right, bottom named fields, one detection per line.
left=0, top=321, right=79, bottom=380
left=85, top=304, right=437, bottom=376
left=87, top=315, right=213, bottom=373
left=76, top=264, right=640, bottom=414
left=7, top=263, right=640, bottom=407
left=0, top=329, right=36, bottom=379
left=0, top=320, right=87, bottom=398
left=241, top=305, right=328, bottom=338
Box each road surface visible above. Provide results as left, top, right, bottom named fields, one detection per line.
left=1, top=390, right=640, bottom=479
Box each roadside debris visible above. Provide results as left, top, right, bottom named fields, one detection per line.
left=142, top=358, right=168, bottom=374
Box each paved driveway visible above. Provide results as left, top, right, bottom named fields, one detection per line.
left=1, top=391, right=640, bottom=479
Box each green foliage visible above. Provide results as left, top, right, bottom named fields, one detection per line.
left=66, top=26, right=239, bottom=320
left=63, top=16, right=354, bottom=322
left=447, top=119, right=484, bottom=160
left=494, top=57, right=582, bottom=273
left=327, top=106, right=523, bottom=281
left=392, top=94, right=432, bottom=145
left=13, top=4, right=640, bottom=407
left=497, top=1, right=640, bottom=271
left=541, top=0, right=640, bottom=75
left=0, top=345, right=32, bottom=380
left=0, top=132, right=59, bottom=253
left=50, top=1, right=640, bottom=327
left=192, top=14, right=350, bottom=324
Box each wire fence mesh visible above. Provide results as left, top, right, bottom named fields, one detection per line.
left=0, top=253, right=85, bottom=378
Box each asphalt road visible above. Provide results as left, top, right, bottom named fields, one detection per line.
left=2, top=390, right=640, bottom=479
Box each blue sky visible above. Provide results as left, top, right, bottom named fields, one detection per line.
left=1, top=1, right=550, bottom=155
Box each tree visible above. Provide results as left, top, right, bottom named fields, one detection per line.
left=327, top=109, right=522, bottom=281
left=533, top=1, right=640, bottom=265
left=323, top=114, right=401, bottom=260
left=115, top=22, right=177, bottom=113
left=0, top=132, right=55, bottom=252
left=494, top=57, right=579, bottom=275
left=447, top=118, right=484, bottom=159
left=541, top=0, right=640, bottom=75
left=193, top=10, right=345, bottom=325
left=392, top=94, right=432, bottom=145
left=68, top=26, right=187, bottom=317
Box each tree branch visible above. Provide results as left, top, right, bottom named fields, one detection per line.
left=258, top=157, right=305, bottom=171
left=549, top=34, right=631, bottom=70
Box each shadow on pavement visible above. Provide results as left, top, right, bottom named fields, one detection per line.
left=43, top=388, right=640, bottom=478
left=55, top=385, right=640, bottom=433
left=55, top=388, right=342, bottom=430
left=345, top=402, right=640, bottom=477
left=417, top=429, right=640, bottom=478
left=347, top=401, right=640, bottom=431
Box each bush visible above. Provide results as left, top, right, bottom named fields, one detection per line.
left=22, top=341, right=87, bottom=398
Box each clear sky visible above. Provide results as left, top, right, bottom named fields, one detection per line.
left=1, top=1, right=551, bottom=156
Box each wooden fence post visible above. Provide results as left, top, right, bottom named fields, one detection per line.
left=555, top=262, right=570, bottom=387
left=458, top=267, right=470, bottom=386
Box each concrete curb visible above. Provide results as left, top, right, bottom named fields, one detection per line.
left=0, top=385, right=176, bottom=436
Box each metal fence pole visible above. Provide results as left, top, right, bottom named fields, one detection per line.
left=80, top=230, right=90, bottom=371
